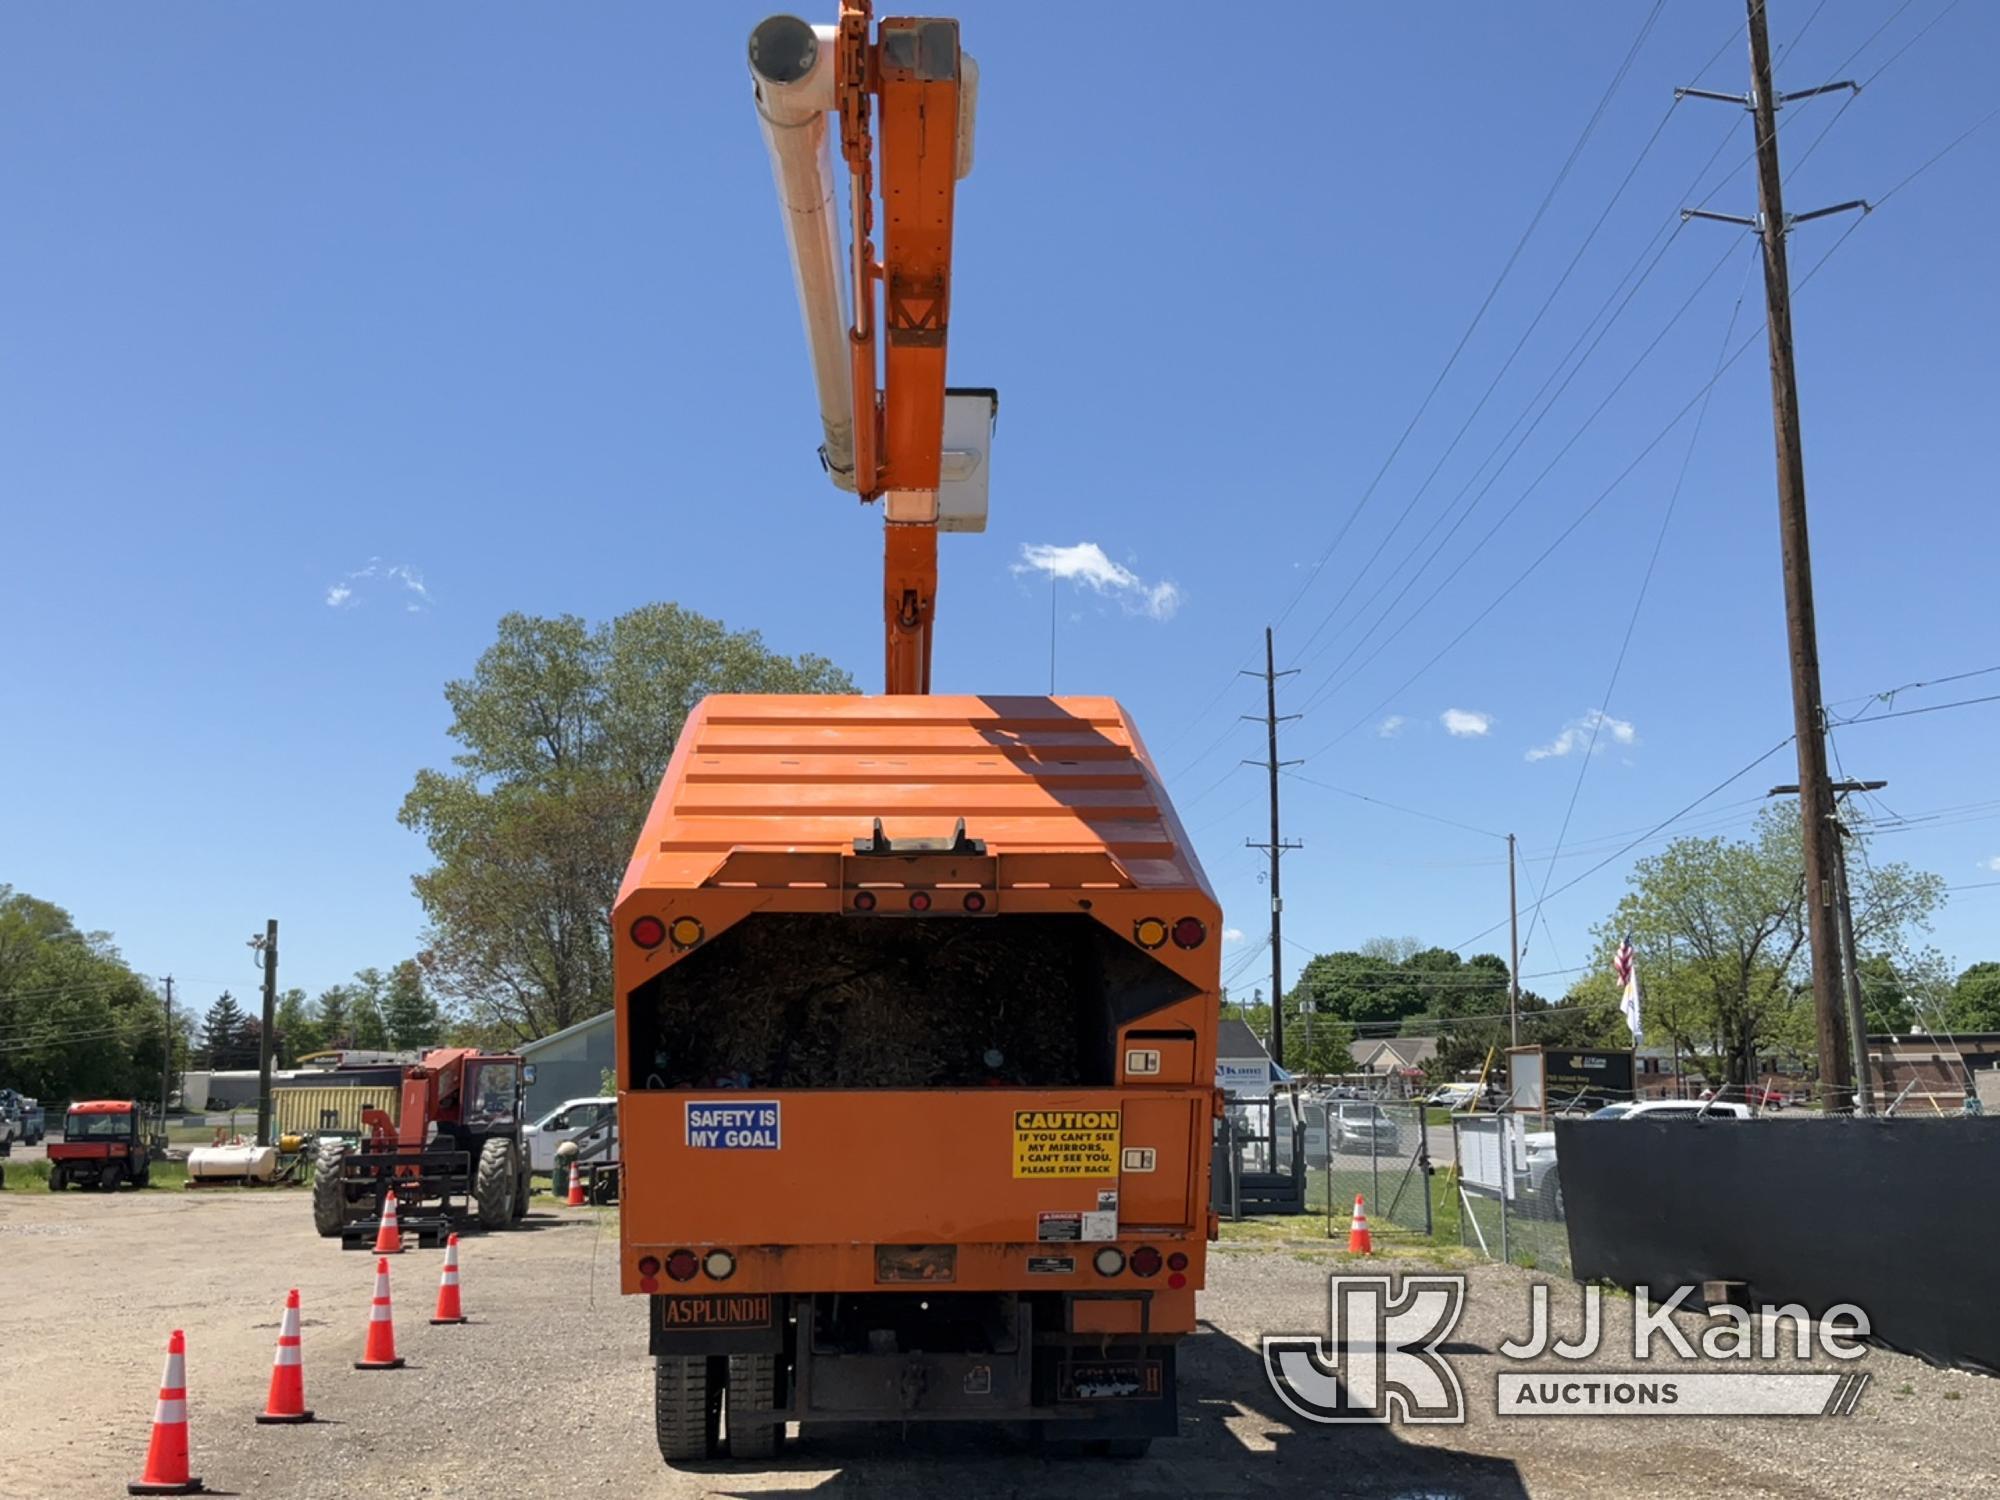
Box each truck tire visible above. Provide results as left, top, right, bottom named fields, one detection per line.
left=512, top=1155, right=531, bottom=1220
left=655, top=1356, right=719, bottom=1464
left=311, top=1139, right=348, bottom=1238
left=725, top=1353, right=782, bottom=1459
left=48, top=1165, right=64, bottom=1191
left=101, top=1162, right=124, bottom=1192
left=473, top=1138, right=517, bottom=1229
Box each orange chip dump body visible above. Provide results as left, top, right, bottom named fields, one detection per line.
left=617, top=694, right=1219, bottom=1448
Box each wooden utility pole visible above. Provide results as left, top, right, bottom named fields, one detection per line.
left=254, top=920, right=278, bottom=1147
left=1243, top=628, right=1301, bottom=1068
left=1507, top=834, right=1521, bottom=1048
left=1680, top=0, right=1866, bottom=1107
left=160, top=975, right=174, bottom=1131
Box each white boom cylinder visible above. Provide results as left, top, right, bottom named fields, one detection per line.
left=749, top=15, right=856, bottom=491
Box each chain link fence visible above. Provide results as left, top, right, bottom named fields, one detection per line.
left=1315, top=1098, right=1432, bottom=1237
left=1449, top=1111, right=1570, bottom=1275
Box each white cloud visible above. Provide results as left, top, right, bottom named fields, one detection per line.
left=325, top=558, right=431, bottom=612
left=1441, top=708, right=1491, bottom=738
left=1013, top=542, right=1181, bottom=622
left=1527, top=708, right=1638, bottom=762
left=1223, top=927, right=1246, bottom=945
left=1378, top=715, right=1407, bottom=738
left=1984, top=856, right=2000, bottom=873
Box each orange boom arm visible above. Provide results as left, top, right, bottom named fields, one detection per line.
left=753, top=5, right=979, bottom=695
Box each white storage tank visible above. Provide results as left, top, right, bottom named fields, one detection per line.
left=185, top=1144, right=280, bottom=1182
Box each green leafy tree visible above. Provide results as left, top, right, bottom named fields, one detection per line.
left=0, top=885, right=168, bottom=1102
left=314, top=985, right=355, bottom=1049
left=347, top=968, right=391, bottom=1051
left=400, top=604, right=854, bottom=1042
left=383, top=959, right=441, bottom=1051
left=201, top=993, right=250, bottom=1068
left=1946, top=961, right=2000, bottom=1031
left=273, top=988, right=317, bottom=1066
left=1591, top=803, right=1944, bottom=1087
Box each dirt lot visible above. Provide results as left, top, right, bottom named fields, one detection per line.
left=1, top=1190, right=1993, bottom=1499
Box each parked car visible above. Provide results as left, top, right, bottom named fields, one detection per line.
left=1521, top=1100, right=1754, bottom=1218
left=521, top=1096, right=616, bottom=1175
left=1330, top=1102, right=1401, bottom=1154
left=0, top=1089, right=42, bottom=1152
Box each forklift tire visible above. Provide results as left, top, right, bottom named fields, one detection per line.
left=512, top=1157, right=531, bottom=1220
left=311, top=1139, right=348, bottom=1238
left=725, top=1353, right=782, bottom=1459
left=473, top=1138, right=517, bottom=1229
left=655, top=1356, right=719, bottom=1464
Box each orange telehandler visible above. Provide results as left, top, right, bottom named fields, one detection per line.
left=616, top=5, right=1220, bottom=1462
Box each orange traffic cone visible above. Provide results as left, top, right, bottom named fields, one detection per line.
left=255, top=1289, right=314, bottom=1424
left=372, top=1187, right=404, bottom=1255
left=129, top=1328, right=203, bottom=1494
left=354, top=1258, right=406, bottom=1370
left=566, top=1160, right=588, bottom=1207
left=431, top=1233, right=467, bottom=1325
left=1347, top=1194, right=1373, bottom=1256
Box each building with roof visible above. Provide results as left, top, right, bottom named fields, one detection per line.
left=521, top=1011, right=615, bottom=1120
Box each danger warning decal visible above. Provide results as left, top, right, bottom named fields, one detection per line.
left=1012, top=1109, right=1121, bottom=1178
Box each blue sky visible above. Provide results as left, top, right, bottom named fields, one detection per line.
left=3, top=2, right=1995, bottom=1011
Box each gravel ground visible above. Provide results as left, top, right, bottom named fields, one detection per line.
left=0, top=1190, right=1993, bottom=1498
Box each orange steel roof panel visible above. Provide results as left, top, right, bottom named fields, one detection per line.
left=622, top=694, right=1210, bottom=898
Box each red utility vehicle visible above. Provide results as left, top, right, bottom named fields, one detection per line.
left=48, top=1101, right=151, bottom=1191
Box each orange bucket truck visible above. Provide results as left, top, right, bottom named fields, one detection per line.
left=617, top=7, right=1220, bottom=1461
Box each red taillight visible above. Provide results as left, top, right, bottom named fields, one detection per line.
left=1130, top=1246, right=1164, bottom=1278
left=962, top=891, right=987, bottom=913
left=1167, top=1251, right=1189, bottom=1272
left=637, top=1255, right=661, bottom=1277
left=666, top=1249, right=699, bottom=1282
left=909, top=891, right=932, bottom=912
left=630, top=916, right=667, bottom=949
left=640, top=1276, right=660, bottom=1293
left=1168, top=1272, right=1187, bottom=1290
left=853, top=890, right=877, bottom=912
left=1171, top=916, right=1207, bottom=949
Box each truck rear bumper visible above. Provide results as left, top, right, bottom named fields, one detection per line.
left=652, top=1292, right=1179, bottom=1435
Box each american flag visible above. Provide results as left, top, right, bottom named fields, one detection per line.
left=1614, top=934, right=1642, bottom=1040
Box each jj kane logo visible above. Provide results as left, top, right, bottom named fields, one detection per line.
left=1265, top=1275, right=1874, bottom=1425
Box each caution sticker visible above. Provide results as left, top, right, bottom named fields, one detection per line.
left=1012, top=1109, right=1121, bottom=1178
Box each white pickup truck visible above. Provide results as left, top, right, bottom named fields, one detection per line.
left=521, top=1096, right=617, bottom=1175
left=1522, top=1099, right=1754, bottom=1217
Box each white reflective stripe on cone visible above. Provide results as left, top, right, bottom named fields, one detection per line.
left=370, top=1306, right=391, bottom=1321
left=154, top=1399, right=188, bottom=1425
left=274, top=1345, right=302, bottom=1367
left=163, top=1354, right=186, bottom=1385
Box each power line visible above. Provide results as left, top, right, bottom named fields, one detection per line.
left=1827, top=663, right=2000, bottom=715
left=1278, top=770, right=1505, bottom=843
left=1285, top=6, right=1871, bottom=711
left=1452, top=734, right=1797, bottom=953
left=1289, top=2, right=1967, bottom=738
left=1830, top=693, right=2000, bottom=728
left=1271, top=0, right=1674, bottom=639
left=1520, top=239, right=1759, bottom=965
